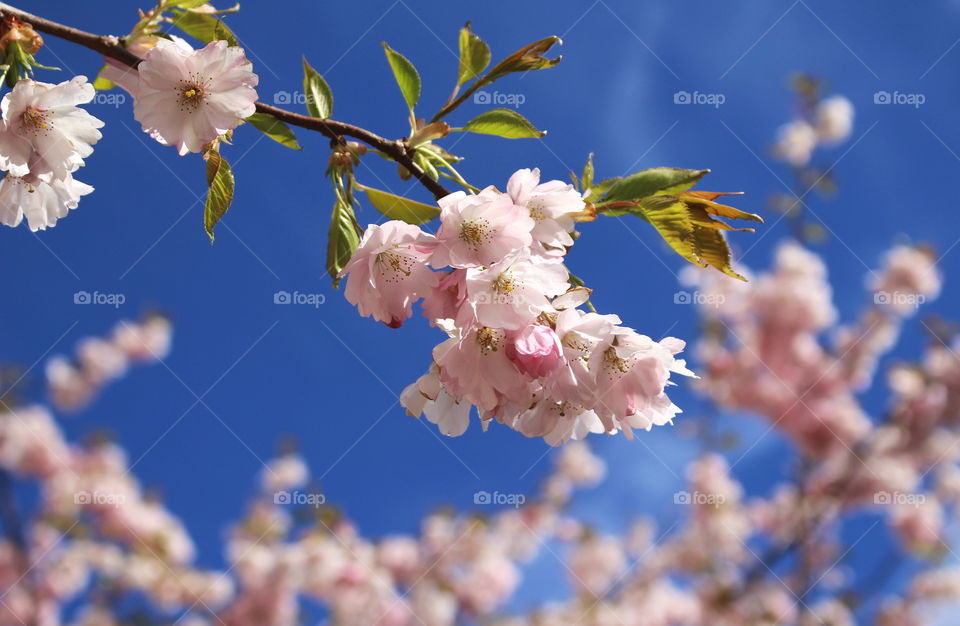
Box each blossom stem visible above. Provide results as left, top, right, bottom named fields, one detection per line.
left=0, top=2, right=453, bottom=200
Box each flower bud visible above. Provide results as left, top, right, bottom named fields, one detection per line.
left=0, top=16, right=42, bottom=55
left=507, top=325, right=564, bottom=379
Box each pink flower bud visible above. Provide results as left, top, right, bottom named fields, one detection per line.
left=507, top=325, right=563, bottom=379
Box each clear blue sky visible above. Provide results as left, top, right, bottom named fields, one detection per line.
left=5, top=0, right=960, bottom=620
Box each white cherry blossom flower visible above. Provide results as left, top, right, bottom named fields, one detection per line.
left=0, top=76, right=103, bottom=179
left=506, top=167, right=582, bottom=255
left=0, top=172, right=92, bottom=231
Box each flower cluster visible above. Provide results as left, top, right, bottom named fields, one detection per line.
left=103, top=37, right=259, bottom=155
left=46, top=315, right=173, bottom=412
left=0, top=76, right=102, bottom=230
left=685, top=241, right=941, bottom=456
left=773, top=94, right=854, bottom=167
left=341, top=168, right=694, bottom=444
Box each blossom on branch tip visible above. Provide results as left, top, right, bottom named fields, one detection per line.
left=133, top=39, right=259, bottom=155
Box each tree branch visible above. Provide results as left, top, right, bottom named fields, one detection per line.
left=0, top=2, right=452, bottom=200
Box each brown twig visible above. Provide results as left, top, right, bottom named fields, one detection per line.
left=0, top=2, right=452, bottom=200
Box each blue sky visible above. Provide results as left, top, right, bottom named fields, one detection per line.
left=5, top=0, right=960, bottom=620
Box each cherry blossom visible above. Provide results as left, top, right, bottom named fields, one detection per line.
left=815, top=94, right=855, bottom=144
left=0, top=75, right=103, bottom=179
left=0, top=172, right=92, bottom=230
left=430, top=187, right=534, bottom=268
left=133, top=39, right=259, bottom=155
left=341, top=220, right=439, bottom=328
left=463, top=251, right=568, bottom=330
left=506, top=167, right=582, bottom=255
left=433, top=325, right=531, bottom=413
left=505, top=325, right=564, bottom=379
left=773, top=119, right=818, bottom=167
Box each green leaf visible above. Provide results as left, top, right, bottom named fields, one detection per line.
left=203, top=149, right=235, bottom=243
left=486, top=35, right=562, bottom=81
left=382, top=42, right=421, bottom=110
left=582, top=153, right=595, bottom=192
left=600, top=168, right=709, bottom=204
left=328, top=198, right=362, bottom=288
left=358, top=185, right=439, bottom=225
left=302, top=57, right=334, bottom=119
left=461, top=108, right=545, bottom=139
left=457, top=22, right=491, bottom=86
left=620, top=195, right=755, bottom=280
left=171, top=10, right=239, bottom=47
left=584, top=177, right=620, bottom=203
left=166, top=0, right=211, bottom=8
left=245, top=112, right=302, bottom=150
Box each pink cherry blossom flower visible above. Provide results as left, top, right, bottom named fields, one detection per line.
left=421, top=268, right=468, bottom=324
left=543, top=308, right=621, bottom=405
left=506, top=325, right=564, bottom=379
left=588, top=330, right=693, bottom=434
left=0, top=172, right=92, bottom=231
left=433, top=326, right=531, bottom=412
left=463, top=252, right=568, bottom=330
left=0, top=76, right=103, bottom=179
left=134, top=39, right=259, bottom=155
left=341, top=221, right=438, bottom=328
left=430, top=187, right=534, bottom=268
left=506, top=167, right=583, bottom=255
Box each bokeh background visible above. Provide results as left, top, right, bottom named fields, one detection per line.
left=4, top=0, right=960, bottom=620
